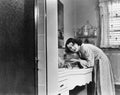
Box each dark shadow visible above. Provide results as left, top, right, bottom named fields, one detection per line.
left=69, top=86, right=85, bottom=95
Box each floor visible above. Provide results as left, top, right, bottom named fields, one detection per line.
left=69, top=85, right=87, bottom=95
left=115, top=85, right=120, bottom=95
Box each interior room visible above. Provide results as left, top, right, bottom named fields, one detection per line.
left=38, top=0, right=120, bottom=95
left=0, top=0, right=120, bottom=95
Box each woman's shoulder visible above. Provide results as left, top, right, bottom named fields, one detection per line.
left=83, top=43, right=97, bottom=48
left=81, top=43, right=92, bottom=48
left=80, top=43, right=90, bottom=52
left=81, top=43, right=98, bottom=51
left=83, top=43, right=103, bottom=52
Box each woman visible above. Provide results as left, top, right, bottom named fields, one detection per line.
left=65, top=38, right=115, bottom=95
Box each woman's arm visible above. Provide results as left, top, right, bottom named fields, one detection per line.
left=70, top=58, right=88, bottom=68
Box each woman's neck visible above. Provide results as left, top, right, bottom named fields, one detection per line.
left=79, top=43, right=84, bottom=51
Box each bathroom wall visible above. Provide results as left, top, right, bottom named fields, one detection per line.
left=60, top=0, right=75, bottom=44
left=104, top=49, right=120, bottom=84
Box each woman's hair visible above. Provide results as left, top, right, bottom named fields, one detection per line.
left=65, top=38, right=82, bottom=53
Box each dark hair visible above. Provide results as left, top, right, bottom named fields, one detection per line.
left=65, top=38, right=82, bottom=53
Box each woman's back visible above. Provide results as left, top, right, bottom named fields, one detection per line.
left=81, top=43, right=107, bottom=60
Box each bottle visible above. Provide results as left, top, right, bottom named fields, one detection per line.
left=84, top=24, right=88, bottom=36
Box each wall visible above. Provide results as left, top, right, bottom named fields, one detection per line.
left=60, top=0, right=76, bottom=44
left=104, top=49, right=120, bottom=84
left=0, top=0, right=35, bottom=94
left=60, top=0, right=99, bottom=46
left=74, top=0, right=99, bottom=27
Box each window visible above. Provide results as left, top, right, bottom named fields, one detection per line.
left=99, top=1, right=120, bottom=48
left=108, top=2, right=120, bottom=46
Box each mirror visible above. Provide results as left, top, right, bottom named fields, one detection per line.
left=58, top=0, right=64, bottom=48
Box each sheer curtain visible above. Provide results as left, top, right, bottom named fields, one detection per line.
left=99, top=1, right=109, bottom=47
left=99, top=0, right=120, bottom=47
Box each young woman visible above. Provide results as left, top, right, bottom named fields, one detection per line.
left=65, top=38, right=115, bottom=95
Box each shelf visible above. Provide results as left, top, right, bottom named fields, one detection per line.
left=76, top=36, right=97, bottom=38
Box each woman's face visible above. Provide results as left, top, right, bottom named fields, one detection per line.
left=67, top=42, right=80, bottom=52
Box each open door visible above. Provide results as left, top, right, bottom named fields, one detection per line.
left=0, top=0, right=37, bottom=94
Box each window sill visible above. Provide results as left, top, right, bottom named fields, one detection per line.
left=100, top=47, right=120, bottom=50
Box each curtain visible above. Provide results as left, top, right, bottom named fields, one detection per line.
left=99, top=0, right=120, bottom=47
left=99, top=1, right=109, bottom=47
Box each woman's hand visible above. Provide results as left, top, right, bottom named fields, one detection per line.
left=70, top=59, right=80, bottom=62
